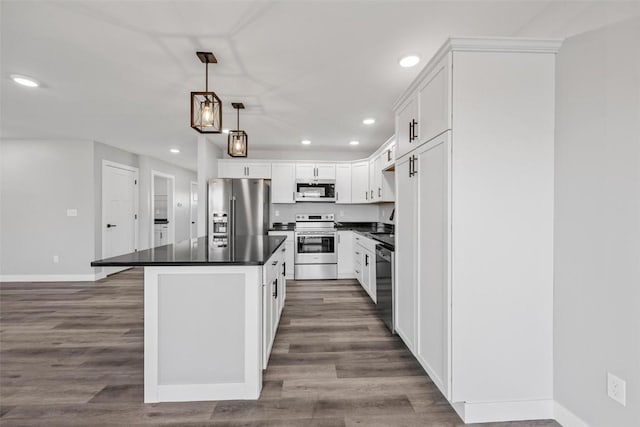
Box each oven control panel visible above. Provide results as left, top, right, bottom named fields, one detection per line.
left=296, top=213, right=334, bottom=222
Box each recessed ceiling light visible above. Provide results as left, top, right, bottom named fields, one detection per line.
left=349, top=140, right=360, bottom=146
left=10, top=74, right=39, bottom=88
left=170, top=148, right=180, bottom=154
left=399, top=55, right=420, bottom=68
left=301, top=140, right=311, bottom=145
left=222, top=128, right=230, bottom=134
left=362, top=118, right=375, bottom=125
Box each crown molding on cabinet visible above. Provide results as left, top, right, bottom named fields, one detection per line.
left=392, top=37, right=563, bottom=111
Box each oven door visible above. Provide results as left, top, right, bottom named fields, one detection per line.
left=294, top=232, right=337, bottom=264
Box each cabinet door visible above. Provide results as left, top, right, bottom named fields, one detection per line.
left=316, top=164, right=336, bottom=180
left=271, top=275, right=279, bottom=344
left=361, top=246, right=370, bottom=295
left=295, top=164, right=315, bottom=181
left=246, top=163, right=271, bottom=179
left=367, top=249, right=377, bottom=304
left=416, top=135, right=451, bottom=399
left=381, top=140, right=396, bottom=170
left=368, top=158, right=376, bottom=202
left=395, top=154, right=418, bottom=351
left=284, top=241, right=294, bottom=280
left=395, top=96, right=418, bottom=159
left=271, top=163, right=296, bottom=203
left=351, top=162, right=369, bottom=203
left=337, top=231, right=355, bottom=279
left=262, top=279, right=272, bottom=368
left=417, top=55, right=451, bottom=145
left=219, top=161, right=247, bottom=178
left=335, top=164, right=352, bottom=204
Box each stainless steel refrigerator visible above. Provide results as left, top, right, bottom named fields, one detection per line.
left=207, top=179, right=270, bottom=244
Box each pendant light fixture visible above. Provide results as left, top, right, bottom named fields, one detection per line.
left=190, top=51, right=222, bottom=133
left=228, top=102, right=248, bottom=157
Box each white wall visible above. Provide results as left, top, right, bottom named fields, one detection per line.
left=138, top=155, right=196, bottom=249
left=554, top=17, right=640, bottom=426
left=0, top=140, right=96, bottom=278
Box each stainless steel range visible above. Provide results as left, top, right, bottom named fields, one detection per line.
left=294, top=213, right=337, bottom=280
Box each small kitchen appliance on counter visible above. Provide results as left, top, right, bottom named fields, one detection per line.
left=294, top=213, right=337, bottom=279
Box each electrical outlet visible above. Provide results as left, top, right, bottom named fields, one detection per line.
left=607, top=372, right=627, bottom=406
left=66, top=209, right=78, bottom=217
left=53, top=255, right=59, bottom=263
left=275, top=210, right=280, bottom=217
left=339, top=210, right=344, bottom=217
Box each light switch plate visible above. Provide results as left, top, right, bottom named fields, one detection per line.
left=607, top=372, right=627, bottom=406
left=66, top=209, right=78, bottom=217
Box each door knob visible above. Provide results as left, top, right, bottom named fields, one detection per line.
left=106, top=224, right=117, bottom=228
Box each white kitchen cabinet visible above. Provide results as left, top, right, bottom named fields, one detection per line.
left=337, top=230, right=355, bottom=279
left=335, top=164, right=352, bottom=204
left=350, top=162, right=369, bottom=203
left=368, top=158, right=376, bottom=203
left=353, top=234, right=377, bottom=303
left=417, top=54, right=451, bottom=145
left=395, top=152, right=418, bottom=352
left=393, top=38, right=558, bottom=423
left=416, top=134, right=451, bottom=399
left=395, top=96, right=418, bottom=159
left=262, top=246, right=286, bottom=369
left=218, top=160, right=271, bottom=179
left=380, top=139, right=396, bottom=171
left=295, top=163, right=335, bottom=181
left=271, top=163, right=296, bottom=203
left=268, top=231, right=294, bottom=280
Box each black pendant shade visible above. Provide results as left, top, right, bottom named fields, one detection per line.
left=228, top=102, right=248, bottom=157
left=191, top=51, right=222, bottom=133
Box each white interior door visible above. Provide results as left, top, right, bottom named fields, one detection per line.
left=190, top=181, right=198, bottom=239
left=103, top=163, right=138, bottom=275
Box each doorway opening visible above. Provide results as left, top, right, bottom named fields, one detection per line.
left=151, top=171, right=175, bottom=247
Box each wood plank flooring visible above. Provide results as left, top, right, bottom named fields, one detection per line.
left=0, top=269, right=560, bottom=426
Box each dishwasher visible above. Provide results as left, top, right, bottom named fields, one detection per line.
left=375, top=244, right=394, bottom=333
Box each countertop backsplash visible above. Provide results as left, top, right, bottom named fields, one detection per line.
left=270, top=202, right=379, bottom=224
left=378, top=203, right=395, bottom=225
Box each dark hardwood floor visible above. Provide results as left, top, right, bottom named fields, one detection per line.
left=0, top=269, right=559, bottom=426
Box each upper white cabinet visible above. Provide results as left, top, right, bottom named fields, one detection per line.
left=350, top=161, right=369, bottom=204
left=417, top=55, right=451, bottom=145
left=271, top=163, right=296, bottom=204
left=392, top=38, right=559, bottom=422
left=395, top=96, right=418, bottom=159
left=380, top=139, right=396, bottom=171
left=335, top=164, right=352, bottom=204
left=219, top=160, right=271, bottom=179
left=295, top=163, right=335, bottom=181
left=368, top=158, right=376, bottom=202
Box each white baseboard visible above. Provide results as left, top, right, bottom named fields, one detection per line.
left=0, top=272, right=106, bottom=282
left=457, top=399, right=554, bottom=424
left=554, top=401, right=591, bottom=427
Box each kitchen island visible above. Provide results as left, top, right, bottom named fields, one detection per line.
left=91, top=235, right=287, bottom=403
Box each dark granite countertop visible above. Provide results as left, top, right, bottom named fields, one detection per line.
left=336, top=222, right=395, bottom=250
left=91, top=235, right=286, bottom=267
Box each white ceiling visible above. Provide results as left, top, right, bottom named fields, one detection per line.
left=2, top=0, right=638, bottom=170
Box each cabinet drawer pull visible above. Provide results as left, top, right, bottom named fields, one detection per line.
left=272, top=261, right=278, bottom=266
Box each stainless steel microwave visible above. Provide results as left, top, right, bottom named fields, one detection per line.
left=295, top=181, right=336, bottom=202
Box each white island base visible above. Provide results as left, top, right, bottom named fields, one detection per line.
left=144, top=265, right=262, bottom=403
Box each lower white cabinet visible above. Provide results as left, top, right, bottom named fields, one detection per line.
left=262, top=245, right=286, bottom=369
left=268, top=231, right=294, bottom=280
left=337, top=231, right=355, bottom=279
left=352, top=233, right=377, bottom=303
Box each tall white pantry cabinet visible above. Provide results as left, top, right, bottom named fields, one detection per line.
left=393, top=38, right=560, bottom=423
